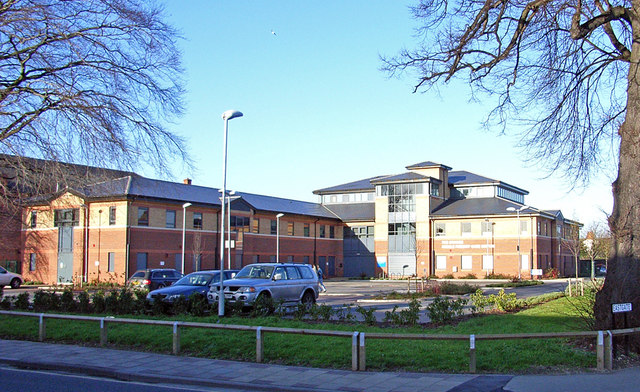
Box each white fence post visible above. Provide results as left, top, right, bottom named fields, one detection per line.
left=256, top=327, right=263, bottom=363
left=469, top=334, right=476, bottom=373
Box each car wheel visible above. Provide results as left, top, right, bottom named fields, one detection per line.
left=302, top=291, right=315, bottom=308
left=10, top=278, right=21, bottom=289
left=157, top=283, right=165, bottom=289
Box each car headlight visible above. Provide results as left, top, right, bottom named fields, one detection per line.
left=238, top=287, right=256, bottom=293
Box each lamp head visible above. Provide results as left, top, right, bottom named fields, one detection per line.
left=276, top=213, right=284, bottom=218
left=183, top=202, right=192, bottom=208
left=222, top=110, right=243, bottom=120
left=506, top=207, right=516, bottom=212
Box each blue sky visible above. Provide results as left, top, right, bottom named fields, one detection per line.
left=157, top=1, right=615, bottom=228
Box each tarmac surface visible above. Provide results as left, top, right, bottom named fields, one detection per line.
left=0, top=339, right=638, bottom=392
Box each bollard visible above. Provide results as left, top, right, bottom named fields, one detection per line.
left=172, top=322, right=181, bottom=354
left=256, top=327, right=263, bottom=363
left=352, top=332, right=358, bottom=371
left=604, top=330, right=613, bottom=371
left=358, top=332, right=366, bottom=371
left=469, top=334, right=476, bottom=373
left=596, top=331, right=604, bottom=370
left=38, top=313, right=45, bottom=342
left=568, top=279, right=572, bottom=297
left=100, top=318, right=107, bottom=346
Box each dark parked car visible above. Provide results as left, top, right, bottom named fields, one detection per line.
left=147, top=270, right=238, bottom=304
left=127, top=269, right=182, bottom=291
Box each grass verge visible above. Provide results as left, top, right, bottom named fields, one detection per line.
left=0, top=295, right=596, bottom=373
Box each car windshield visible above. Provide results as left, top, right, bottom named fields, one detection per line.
left=235, top=265, right=274, bottom=279
left=174, top=273, right=215, bottom=286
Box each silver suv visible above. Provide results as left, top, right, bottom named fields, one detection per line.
left=207, top=263, right=319, bottom=308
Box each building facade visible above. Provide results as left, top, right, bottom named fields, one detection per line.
left=17, top=159, right=580, bottom=284
left=315, top=161, right=581, bottom=279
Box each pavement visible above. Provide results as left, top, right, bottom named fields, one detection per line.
left=0, top=339, right=638, bottom=392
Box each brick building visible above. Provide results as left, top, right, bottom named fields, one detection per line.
left=16, top=159, right=580, bottom=284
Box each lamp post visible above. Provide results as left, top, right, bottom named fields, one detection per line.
left=219, top=190, right=240, bottom=269
left=181, top=202, right=192, bottom=275
left=219, top=109, right=243, bottom=317
left=506, top=205, right=529, bottom=280
left=276, top=213, right=284, bottom=262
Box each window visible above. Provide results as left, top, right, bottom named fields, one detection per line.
left=269, top=255, right=276, bottom=263
left=481, top=220, right=493, bottom=235
left=193, top=212, right=203, bottom=230
left=285, top=266, right=300, bottom=279
left=430, top=183, right=440, bottom=197
left=108, top=252, right=115, bottom=272
left=520, top=220, right=528, bottom=234
left=303, top=223, right=310, bottom=237
left=329, top=226, right=335, bottom=238
left=270, top=220, right=277, bottom=235
left=287, top=255, right=294, bottom=263
left=320, top=225, right=326, bottom=238
left=252, top=218, right=259, bottom=233
left=30, top=211, right=37, bottom=228
left=253, top=255, right=259, bottom=263
left=230, top=216, right=250, bottom=232
left=436, top=255, right=447, bottom=270
left=482, top=255, right=494, bottom=270
left=109, top=206, right=116, bottom=225
left=29, top=253, right=36, bottom=271
left=287, top=222, right=294, bottom=236
left=54, top=209, right=79, bottom=227
left=435, top=223, right=446, bottom=236
left=537, top=221, right=541, bottom=235
left=461, top=222, right=471, bottom=236
left=521, top=254, right=529, bottom=271
left=461, top=255, right=472, bottom=270
left=166, top=210, right=176, bottom=228
left=137, top=207, right=149, bottom=226
left=303, top=255, right=310, bottom=264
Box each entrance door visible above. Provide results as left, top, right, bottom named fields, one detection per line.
left=57, top=227, right=74, bottom=283
left=136, top=253, right=148, bottom=270
left=327, top=256, right=336, bottom=277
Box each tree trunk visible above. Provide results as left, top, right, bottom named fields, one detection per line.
left=594, top=3, right=640, bottom=352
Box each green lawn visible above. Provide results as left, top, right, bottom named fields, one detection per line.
left=0, top=295, right=596, bottom=373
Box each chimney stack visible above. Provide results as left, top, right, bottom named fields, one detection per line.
left=183, top=178, right=192, bottom=185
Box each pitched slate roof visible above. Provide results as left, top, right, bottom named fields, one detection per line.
left=323, top=203, right=375, bottom=222
left=405, top=161, right=453, bottom=170
left=79, top=176, right=338, bottom=219
left=313, top=176, right=381, bottom=194
left=431, top=198, right=536, bottom=217
left=370, top=172, right=440, bottom=184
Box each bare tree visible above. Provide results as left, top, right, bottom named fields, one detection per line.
left=383, top=1, right=640, bottom=350
left=581, top=221, right=612, bottom=278
left=0, top=0, right=188, bottom=181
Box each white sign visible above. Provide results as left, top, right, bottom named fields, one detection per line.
left=160, top=261, right=165, bottom=266
left=531, top=269, right=543, bottom=276
left=225, top=240, right=235, bottom=249
left=612, top=303, right=633, bottom=313
left=94, top=260, right=100, bottom=266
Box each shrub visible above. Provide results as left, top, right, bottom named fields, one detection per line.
left=171, top=296, right=189, bottom=315
left=188, top=293, right=208, bottom=316
left=78, top=291, right=91, bottom=313
left=91, top=291, right=106, bottom=313
left=439, top=282, right=477, bottom=295
left=543, top=268, right=559, bottom=279
left=470, top=289, right=492, bottom=314
left=293, top=303, right=308, bottom=320
left=334, top=304, right=356, bottom=322
left=309, top=303, right=333, bottom=322
left=14, top=292, right=30, bottom=310
left=384, top=299, right=421, bottom=326
left=356, top=305, right=378, bottom=326
left=117, top=288, right=136, bottom=315
left=0, top=296, right=12, bottom=310
left=104, top=290, right=120, bottom=314
left=442, top=274, right=455, bottom=279
left=33, top=290, right=60, bottom=312
left=486, top=273, right=512, bottom=279
left=426, top=296, right=467, bottom=324
left=60, top=288, right=77, bottom=312
left=460, top=273, right=477, bottom=279
left=489, top=289, right=523, bottom=312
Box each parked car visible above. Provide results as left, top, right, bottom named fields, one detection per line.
left=147, top=270, right=238, bottom=304
left=0, top=266, right=22, bottom=289
left=207, top=263, right=318, bottom=309
left=126, top=269, right=182, bottom=291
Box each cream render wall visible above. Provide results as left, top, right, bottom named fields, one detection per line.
left=374, top=196, right=388, bottom=242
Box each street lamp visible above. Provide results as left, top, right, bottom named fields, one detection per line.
left=219, top=190, right=240, bottom=270
left=181, top=202, right=192, bottom=275
left=219, top=109, right=243, bottom=317
left=276, top=213, right=284, bottom=262
left=506, top=205, right=529, bottom=280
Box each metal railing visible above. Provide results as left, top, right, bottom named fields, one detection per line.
left=1, top=310, right=638, bottom=372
